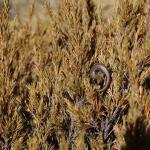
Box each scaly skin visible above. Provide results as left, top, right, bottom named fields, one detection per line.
left=90, top=63, right=111, bottom=92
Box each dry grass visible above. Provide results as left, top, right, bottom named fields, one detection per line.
left=0, top=0, right=150, bottom=149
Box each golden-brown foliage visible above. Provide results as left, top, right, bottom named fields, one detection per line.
left=0, top=0, right=150, bottom=149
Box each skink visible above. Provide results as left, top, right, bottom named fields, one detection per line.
left=90, top=63, right=111, bottom=92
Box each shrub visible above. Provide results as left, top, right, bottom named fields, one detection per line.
left=0, top=0, right=150, bottom=149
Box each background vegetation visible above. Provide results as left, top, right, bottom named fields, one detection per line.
left=0, top=0, right=150, bottom=149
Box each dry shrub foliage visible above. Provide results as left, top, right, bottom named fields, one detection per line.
left=0, top=0, right=150, bottom=149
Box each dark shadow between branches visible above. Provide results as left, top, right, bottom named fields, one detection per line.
left=122, top=116, right=150, bottom=150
